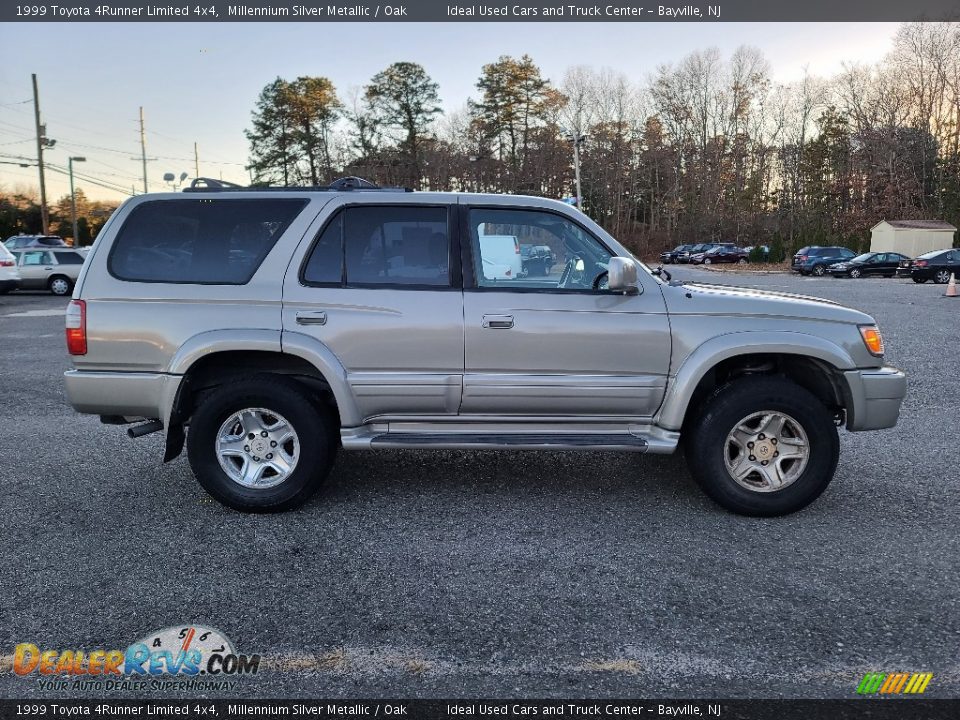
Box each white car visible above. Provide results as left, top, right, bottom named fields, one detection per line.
left=0, top=243, right=21, bottom=294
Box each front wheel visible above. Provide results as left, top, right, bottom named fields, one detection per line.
left=187, top=374, right=337, bottom=512
left=849, top=268, right=862, bottom=278
left=738, top=258, right=748, bottom=265
left=684, top=376, right=839, bottom=517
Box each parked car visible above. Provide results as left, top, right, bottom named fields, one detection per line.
left=791, top=246, right=857, bottom=276
left=520, top=244, right=555, bottom=276
left=676, top=243, right=712, bottom=263
left=694, top=245, right=749, bottom=265
left=904, top=248, right=960, bottom=284
left=659, top=244, right=694, bottom=264
left=478, top=234, right=525, bottom=280
left=4, top=235, right=67, bottom=250
left=64, top=178, right=905, bottom=517
left=827, top=252, right=910, bottom=278
left=11, top=248, right=87, bottom=295
left=0, top=243, right=21, bottom=294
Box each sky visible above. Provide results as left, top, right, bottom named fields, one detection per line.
left=0, top=21, right=901, bottom=202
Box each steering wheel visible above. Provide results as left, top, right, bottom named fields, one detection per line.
left=591, top=270, right=609, bottom=291
left=557, top=258, right=575, bottom=289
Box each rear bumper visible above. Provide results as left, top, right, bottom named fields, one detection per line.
left=843, top=366, right=907, bottom=431
left=0, top=279, right=21, bottom=292
left=64, top=370, right=179, bottom=423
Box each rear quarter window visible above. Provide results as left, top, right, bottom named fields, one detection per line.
left=55, top=251, right=86, bottom=265
left=108, top=198, right=307, bottom=284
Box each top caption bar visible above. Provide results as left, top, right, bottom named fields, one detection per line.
left=4, top=0, right=960, bottom=22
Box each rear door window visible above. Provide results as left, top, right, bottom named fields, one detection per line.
left=303, top=205, right=450, bottom=288
left=109, top=198, right=307, bottom=284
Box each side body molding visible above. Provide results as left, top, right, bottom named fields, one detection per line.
left=655, top=331, right=857, bottom=431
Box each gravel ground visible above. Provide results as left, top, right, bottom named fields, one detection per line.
left=0, top=271, right=957, bottom=700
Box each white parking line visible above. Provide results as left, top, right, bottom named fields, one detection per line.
left=0, top=308, right=65, bottom=318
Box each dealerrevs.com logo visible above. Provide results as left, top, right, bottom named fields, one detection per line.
left=11, top=625, right=261, bottom=692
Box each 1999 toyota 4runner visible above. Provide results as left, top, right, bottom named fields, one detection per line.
left=64, top=178, right=907, bottom=516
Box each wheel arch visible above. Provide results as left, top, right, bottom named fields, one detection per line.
left=160, top=331, right=359, bottom=462
left=657, top=332, right=855, bottom=431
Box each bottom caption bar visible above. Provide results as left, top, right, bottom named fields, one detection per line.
left=1, top=700, right=959, bottom=720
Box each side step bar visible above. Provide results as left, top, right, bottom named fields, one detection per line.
left=370, top=432, right=648, bottom=451
left=342, top=426, right=680, bottom=454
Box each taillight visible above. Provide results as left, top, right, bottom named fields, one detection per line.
left=796, top=255, right=808, bottom=262
left=913, top=259, right=928, bottom=268
left=0, top=259, right=13, bottom=267
left=514, top=238, right=520, bottom=254
left=65, top=300, right=87, bottom=355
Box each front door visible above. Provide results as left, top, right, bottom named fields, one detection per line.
left=282, top=202, right=464, bottom=421
left=459, top=205, right=671, bottom=418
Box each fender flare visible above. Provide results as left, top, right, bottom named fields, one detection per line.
left=161, top=328, right=360, bottom=429
left=655, top=331, right=856, bottom=430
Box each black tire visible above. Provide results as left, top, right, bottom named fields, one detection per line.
left=849, top=268, right=861, bottom=279
left=48, top=275, right=73, bottom=296
left=187, top=374, right=337, bottom=512
left=684, top=376, right=839, bottom=517
left=934, top=269, right=951, bottom=284
left=913, top=277, right=927, bottom=284
left=811, top=264, right=826, bottom=277
left=738, top=257, right=748, bottom=265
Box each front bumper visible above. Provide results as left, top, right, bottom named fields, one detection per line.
left=843, top=366, right=907, bottom=431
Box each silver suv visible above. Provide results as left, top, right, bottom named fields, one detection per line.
left=63, top=179, right=906, bottom=516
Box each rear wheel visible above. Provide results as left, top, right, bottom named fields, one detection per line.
left=187, top=374, right=336, bottom=512
left=934, top=269, right=951, bottom=284
left=738, top=258, right=748, bottom=265
left=684, top=376, right=839, bottom=517
left=48, top=276, right=72, bottom=296
left=913, top=277, right=927, bottom=284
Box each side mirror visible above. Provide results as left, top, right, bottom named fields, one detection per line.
left=608, top=257, right=639, bottom=293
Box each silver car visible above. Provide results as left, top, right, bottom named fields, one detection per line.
left=12, top=248, right=87, bottom=295
left=63, top=179, right=906, bottom=516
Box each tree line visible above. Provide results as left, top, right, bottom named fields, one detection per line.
left=0, top=189, right=117, bottom=246
left=246, top=22, right=960, bottom=258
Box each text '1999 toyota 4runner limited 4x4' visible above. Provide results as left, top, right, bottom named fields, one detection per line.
left=64, top=178, right=907, bottom=516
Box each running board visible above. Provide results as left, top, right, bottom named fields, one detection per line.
left=341, top=426, right=680, bottom=454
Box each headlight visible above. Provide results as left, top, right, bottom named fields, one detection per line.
left=859, top=325, right=885, bottom=357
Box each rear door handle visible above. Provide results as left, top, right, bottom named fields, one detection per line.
left=482, top=314, right=514, bottom=329
left=295, top=311, right=327, bottom=326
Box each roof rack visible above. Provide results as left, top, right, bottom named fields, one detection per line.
left=182, top=176, right=413, bottom=193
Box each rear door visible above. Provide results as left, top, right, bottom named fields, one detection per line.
left=459, top=204, right=671, bottom=418
left=282, top=200, right=464, bottom=421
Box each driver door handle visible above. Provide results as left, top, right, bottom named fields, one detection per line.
left=482, top=314, right=514, bottom=329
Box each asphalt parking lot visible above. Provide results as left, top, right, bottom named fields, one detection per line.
left=1, top=270, right=958, bottom=700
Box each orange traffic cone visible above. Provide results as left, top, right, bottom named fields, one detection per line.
left=946, top=273, right=958, bottom=297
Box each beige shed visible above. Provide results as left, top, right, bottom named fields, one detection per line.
left=870, top=220, right=956, bottom=257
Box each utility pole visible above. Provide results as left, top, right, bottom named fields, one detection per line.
left=193, top=142, right=200, bottom=178
left=32, top=74, right=50, bottom=234
left=69, top=156, right=86, bottom=246
left=139, top=106, right=149, bottom=193
left=572, top=136, right=583, bottom=211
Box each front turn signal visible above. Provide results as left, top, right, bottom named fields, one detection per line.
left=859, top=325, right=884, bottom=357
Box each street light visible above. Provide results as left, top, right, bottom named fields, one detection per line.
left=68, top=156, right=86, bottom=247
